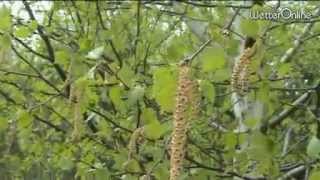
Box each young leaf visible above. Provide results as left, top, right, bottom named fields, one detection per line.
left=141, top=108, right=157, bottom=124
left=144, top=122, right=166, bottom=140
left=14, top=26, right=32, bottom=38
left=109, top=86, right=126, bottom=112
left=86, top=46, right=105, bottom=59
left=240, top=18, right=259, bottom=37
left=152, top=67, right=177, bottom=112
left=310, top=171, right=320, bottom=180
left=128, top=85, right=144, bottom=106
left=200, top=46, right=225, bottom=72
left=0, top=7, right=11, bottom=31
left=199, top=80, right=215, bottom=103
left=307, top=136, right=320, bottom=158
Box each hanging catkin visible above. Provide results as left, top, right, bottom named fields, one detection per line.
left=70, top=83, right=84, bottom=142
left=170, top=64, right=199, bottom=180
left=231, top=45, right=256, bottom=96
left=128, top=127, right=144, bottom=160
left=231, top=40, right=257, bottom=133
left=190, top=80, right=200, bottom=118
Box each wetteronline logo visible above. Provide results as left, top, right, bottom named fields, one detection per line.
left=249, top=7, right=312, bottom=20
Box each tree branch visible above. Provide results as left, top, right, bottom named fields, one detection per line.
left=22, top=0, right=66, bottom=81
left=0, top=68, right=39, bottom=78
left=280, top=7, right=320, bottom=63
left=181, top=39, right=212, bottom=65
left=268, top=91, right=311, bottom=128
left=88, top=108, right=133, bottom=133
left=11, top=45, right=63, bottom=96
left=181, top=1, right=252, bottom=9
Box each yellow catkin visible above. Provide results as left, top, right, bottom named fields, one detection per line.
left=231, top=46, right=256, bottom=96
left=128, top=127, right=144, bottom=160
left=70, top=84, right=84, bottom=142
left=190, top=80, right=200, bottom=118
left=6, top=120, right=17, bottom=154
left=170, top=64, right=199, bottom=180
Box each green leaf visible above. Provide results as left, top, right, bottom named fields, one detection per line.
left=86, top=46, right=105, bottom=59
left=128, top=85, right=144, bottom=106
left=240, top=18, right=260, bottom=37
left=307, top=136, right=320, bottom=158
left=141, top=108, right=157, bottom=124
left=29, top=20, right=38, bottom=31
left=244, top=118, right=259, bottom=128
left=0, top=33, right=11, bottom=50
left=166, top=36, right=189, bottom=62
left=278, top=63, right=291, bottom=76
left=59, top=157, right=74, bottom=171
left=118, top=64, right=135, bottom=87
left=17, top=110, right=32, bottom=128
left=123, top=159, right=141, bottom=172
left=213, top=69, right=230, bottom=81
left=14, top=26, right=32, bottom=38
left=199, top=80, right=215, bottom=103
left=70, top=57, right=88, bottom=78
left=56, top=50, right=70, bottom=67
left=152, top=67, right=177, bottom=112
left=0, top=117, right=8, bottom=131
left=144, top=122, right=166, bottom=140
left=95, top=169, right=110, bottom=180
left=257, top=81, right=270, bottom=104
left=200, top=46, right=225, bottom=72
left=109, top=86, right=126, bottom=112
left=224, top=132, right=237, bottom=150
left=310, top=171, right=320, bottom=180
left=248, top=131, right=275, bottom=160
left=74, top=78, right=93, bottom=111
left=0, top=7, right=11, bottom=31
left=154, top=165, right=170, bottom=180
left=79, top=38, right=92, bottom=52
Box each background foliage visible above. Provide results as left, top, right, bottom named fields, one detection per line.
left=1, top=1, right=320, bottom=180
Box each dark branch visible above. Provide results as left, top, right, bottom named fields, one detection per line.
left=11, top=45, right=63, bottom=95
left=267, top=91, right=312, bottom=128
left=88, top=108, right=133, bottom=133
left=22, top=0, right=66, bottom=81
left=182, top=39, right=212, bottom=65
left=181, top=1, right=252, bottom=9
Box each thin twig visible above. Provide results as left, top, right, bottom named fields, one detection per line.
left=107, top=39, right=122, bottom=68
left=222, top=7, right=241, bottom=34
left=88, top=108, right=133, bottom=133
left=268, top=91, right=312, bottom=128
left=0, top=68, right=39, bottom=78
left=280, top=7, right=320, bottom=63
left=96, top=1, right=107, bottom=30
left=11, top=45, right=63, bottom=96
left=22, top=0, right=67, bottom=81
left=181, top=1, right=252, bottom=9
left=281, top=128, right=292, bottom=157
left=182, top=39, right=212, bottom=64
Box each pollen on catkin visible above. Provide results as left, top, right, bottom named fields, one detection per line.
left=170, top=64, right=199, bottom=180
left=231, top=46, right=256, bottom=96
left=128, top=127, right=144, bottom=160
left=70, top=84, right=84, bottom=142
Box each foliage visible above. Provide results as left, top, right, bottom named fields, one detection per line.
left=1, top=1, right=320, bottom=180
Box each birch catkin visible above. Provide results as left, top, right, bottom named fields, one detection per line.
left=70, top=83, right=84, bottom=142
left=170, top=64, right=198, bottom=180
left=231, top=46, right=256, bottom=96
left=128, top=127, right=144, bottom=160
